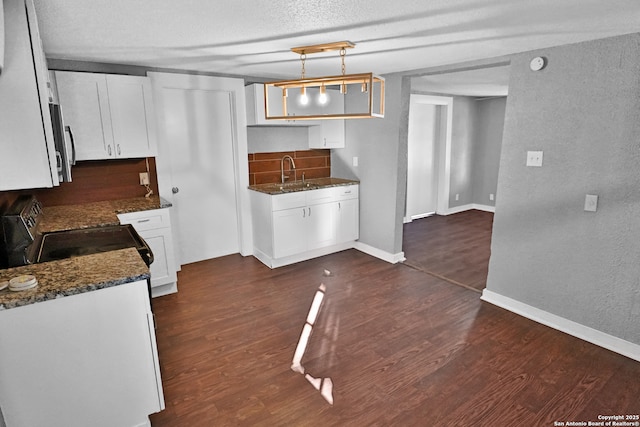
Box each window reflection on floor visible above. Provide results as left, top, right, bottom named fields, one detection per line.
left=291, top=269, right=335, bottom=405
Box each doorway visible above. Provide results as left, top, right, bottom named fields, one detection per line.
left=406, top=96, right=440, bottom=221
left=405, top=94, right=453, bottom=222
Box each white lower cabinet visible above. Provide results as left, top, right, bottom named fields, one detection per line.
left=118, top=208, right=178, bottom=297
left=272, top=200, right=336, bottom=258
left=251, top=184, right=358, bottom=268
left=336, top=190, right=359, bottom=243
left=0, top=280, right=164, bottom=427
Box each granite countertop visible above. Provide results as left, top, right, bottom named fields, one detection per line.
left=40, top=195, right=172, bottom=233
left=249, top=177, right=359, bottom=195
left=0, top=248, right=149, bottom=310
left=0, top=195, right=171, bottom=310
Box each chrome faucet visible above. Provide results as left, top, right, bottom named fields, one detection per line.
left=281, top=155, right=296, bottom=184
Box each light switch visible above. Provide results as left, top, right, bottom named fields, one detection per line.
left=584, top=194, right=598, bottom=212
left=526, top=151, right=543, bottom=167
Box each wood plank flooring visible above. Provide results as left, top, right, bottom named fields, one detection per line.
left=149, top=247, right=640, bottom=426
left=403, top=210, right=494, bottom=291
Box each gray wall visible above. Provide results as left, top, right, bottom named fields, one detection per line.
left=449, top=97, right=476, bottom=208
left=422, top=95, right=504, bottom=210
left=332, top=74, right=410, bottom=255
left=472, top=97, right=506, bottom=207
left=486, top=33, right=640, bottom=345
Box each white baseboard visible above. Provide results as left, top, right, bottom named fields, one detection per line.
left=440, top=203, right=495, bottom=215
left=481, top=289, right=640, bottom=362
left=471, top=203, right=495, bottom=213
left=354, top=241, right=406, bottom=264
left=253, top=242, right=355, bottom=269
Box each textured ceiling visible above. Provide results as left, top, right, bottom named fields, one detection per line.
left=34, top=0, right=640, bottom=94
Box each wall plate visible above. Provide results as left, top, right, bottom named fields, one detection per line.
left=530, top=56, right=547, bottom=71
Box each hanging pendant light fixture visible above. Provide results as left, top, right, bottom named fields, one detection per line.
left=264, top=41, right=385, bottom=120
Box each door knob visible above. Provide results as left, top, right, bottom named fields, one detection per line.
left=172, top=187, right=179, bottom=194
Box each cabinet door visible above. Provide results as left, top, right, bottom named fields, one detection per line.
left=306, top=202, right=337, bottom=250
left=246, top=83, right=313, bottom=126
left=273, top=207, right=307, bottom=258
left=106, top=74, right=158, bottom=157
left=55, top=71, right=114, bottom=160
left=0, top=0, right=57, bottom=191
left=0, top=281, right=163, bottom=427
left=138, top=228, right=177, bottom=289
left=336, top=198, right=359, bottom=243
left=308, top=88, right=345, bottom=148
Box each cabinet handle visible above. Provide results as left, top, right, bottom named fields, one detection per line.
left=107, top=145, right=112, bottom=156
left=339, top=202, right=341, bottom=211
left=137, top=219, right=151, bottom=223
left=172, top=187, right=179, bottom=194
left=308, top=207, right=311, bottom=216
left=117, top=144, right=121, bottom=155
left=66, top=126, right=76, bottom=164
left=303, top=208, right=306, bottom=218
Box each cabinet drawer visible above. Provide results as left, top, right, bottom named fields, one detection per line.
left=118, top=209, right=169, bottom=231
left=335, top=185, right=358, bottom=200
left=272, top=192, right=306, bottom=211
left=306, top=187, right=335, bottom=205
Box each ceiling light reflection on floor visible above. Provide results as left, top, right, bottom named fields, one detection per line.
left=291, top=277, right=334, bottom=405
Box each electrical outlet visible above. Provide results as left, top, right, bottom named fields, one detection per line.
left=526, top=151, right=543, bottom=167
left=352, top=157, right=359, bottom=167
left=455, top=193, right=459, bottom=201
left=489, top=193, right=495, bottom=201
left=139, top=172, right=150, bottom=186
left=584, top=194, right=598, bottom=212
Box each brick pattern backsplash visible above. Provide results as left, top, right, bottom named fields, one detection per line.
left=248, top=150, right=331, bottom=185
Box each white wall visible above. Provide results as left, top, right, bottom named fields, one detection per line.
left=246, top=127, right=309, bottom=153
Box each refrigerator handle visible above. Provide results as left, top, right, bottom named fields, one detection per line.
left=65, top=126, right=76, bottom=165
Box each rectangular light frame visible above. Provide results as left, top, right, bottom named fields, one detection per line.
left=264, top=72, right=385, bottom=120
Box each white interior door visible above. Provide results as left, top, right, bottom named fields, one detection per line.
left=406, top=97, right=440, bottom=220
left=149, top=73, right=251, bottom=265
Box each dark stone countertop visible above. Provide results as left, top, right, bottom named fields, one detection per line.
left=39, top=195, right=172, bottom=233
left=249, top=177, right=359, bottom=195
left=0, top=196, right=172, bottom=310
left=0, top=248, right=149, bottom=311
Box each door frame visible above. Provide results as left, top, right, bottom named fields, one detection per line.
left=148, top=72, right=252, bottom=262
left=407, top=93, right=454, bottom=216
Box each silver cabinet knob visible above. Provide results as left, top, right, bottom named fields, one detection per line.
left=172, top=187, right=179, bottom=194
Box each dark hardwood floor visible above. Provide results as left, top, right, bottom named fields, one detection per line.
left=149, top=246, right=640, bottom=426
left=403, top=210, right=494, bottom=292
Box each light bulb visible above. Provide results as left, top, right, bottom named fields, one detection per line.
left=318, top=85, right=329, bottom=105
left=299, top=86, right=309, bottom=106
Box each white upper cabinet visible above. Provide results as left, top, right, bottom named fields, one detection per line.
left=55, top=71, right=158, bottom=160
left=0, top=0, right=59, bottom=191
left=245, top=83, right=314, bottom=126
left=306, top=87, right=344, bottom=148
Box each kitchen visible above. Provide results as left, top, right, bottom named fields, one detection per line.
left=2, top=0, right=640, bottom=425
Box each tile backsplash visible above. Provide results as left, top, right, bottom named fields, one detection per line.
left=0, top=158, right=159, bottom=211
left=248, top=150, right=330, bottom=185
